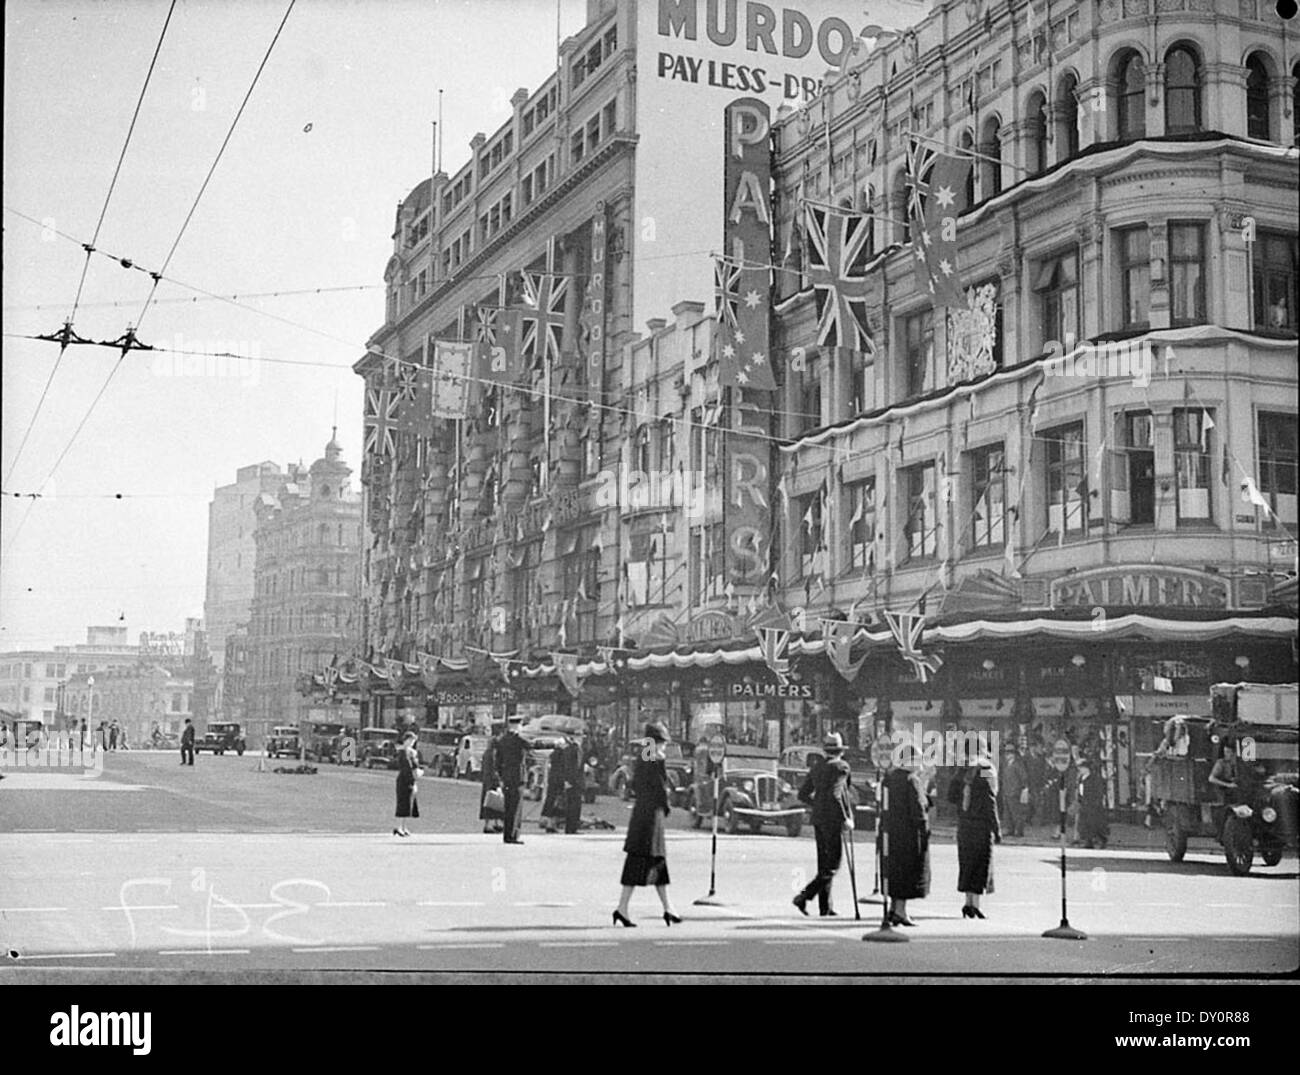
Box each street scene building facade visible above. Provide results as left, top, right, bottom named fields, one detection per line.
left=336, top=0, right=1297, bottom=817
left=241, top=434, right=363, bottom=742
left=0, top=626, right=140, bottom=728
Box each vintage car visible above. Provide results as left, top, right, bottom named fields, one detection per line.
left=687, top=746, right=804, bottom=836
left=357, top=727, right=401, bottom=770
left=418, top=728, right=463, bottom=776
left=778, top=744, right=879, bottom=828
left=265, top=725, right=301, bottom=759
left=610, top=740, right=694, bottom=804
left=303, top=722, right=355, bottom=763
left=1151, top=683, right=1299, bottom=875
left=455, top=734, right=491, bottom=780
left=196, top=721, right=246, bottom=755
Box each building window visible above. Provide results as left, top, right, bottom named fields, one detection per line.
left=845, top=479, right=876, bottom=571
left=1037, top=249, right=1079, bottom=350
left=1164, top=45, right=1202, bottom=135
left=1108, top=411, right=1155, bottom=526
left=1117, top=226, right=1150, bottom=329
left=627, top=529, right=669, bottom=607
left=522, top=174, right=533, bottom=204
left=980, top=116, right=1003, bottom=197
left=1245, top=54, right=1272, bottom=140
left=796, top=490, right=825, bottom=576
left=901, top=463, right=937, bottom=561
left=570, top=130, right=585, bottom=165
left=968, top=444, right=1006, bottom=550
left=1058, top=73, right=1080, bottom=159
left=1027, top=92, right=1048, bottom=175
left=959, top=131, right=976, bottom=206
left=1168, top=222, right=1206, bottom=326
left=1253, top=232, right=1297, bottom=334
left=602, top=99, right=617, bottom=138
left=851, top=351, right=872, bottom=415
left=799, top=356, right=822, bottom=433
left=1258, top=412, right=1298, bottom=528
left=1045, top=422, right=1086, bottom=536
left=902, top=308, right=934, bottom=398
left=690, top=523, right=725, bottom=604
left=1117, top=52, right=1145, bottom=141
left=1173, top=408, right=1214, bottom=524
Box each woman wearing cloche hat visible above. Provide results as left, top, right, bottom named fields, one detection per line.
left=948, top=752, right=1002, bottom=919
left=613, top=722, right=683, bottom=927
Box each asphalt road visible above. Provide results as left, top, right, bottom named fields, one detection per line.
left=2, top=752, right=1297, bottom=977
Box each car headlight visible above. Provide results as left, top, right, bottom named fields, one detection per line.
left=779, top=780, right=793, bottom=795
left=1231, top=804, right=1253, bottom=819
left=1261, top=806, right=1277, bottom=824
left=741, top=780, right=754, bottom=792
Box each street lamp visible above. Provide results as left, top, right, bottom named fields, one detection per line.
left=87, top=676, right=95, bottom=753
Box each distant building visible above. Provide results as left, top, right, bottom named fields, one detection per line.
left=0, top=626, right=139, bottom=728
left=204, top=461, right=289, bottom=674
left=64, top=665, right=194, bottom=747
left=242, top=433, right=363, bottom=742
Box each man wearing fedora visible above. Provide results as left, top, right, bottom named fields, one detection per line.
left=793, top=732, right=855, bottom=918
left=496, top=714, right=530, bottom=844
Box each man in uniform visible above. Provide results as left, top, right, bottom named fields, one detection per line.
left=495, top=715, right=530, bottom=844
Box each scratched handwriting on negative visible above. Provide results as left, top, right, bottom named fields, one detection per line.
left=115, top=872, right=337, bottom=950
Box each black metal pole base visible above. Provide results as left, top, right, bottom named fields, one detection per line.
left=1042, top=920, right=1088, bottom=940
left=861, top=920, right=910, bottom=943
left=692, top=893, right=726, bottom=906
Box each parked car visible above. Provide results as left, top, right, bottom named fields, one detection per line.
left=778, top=744, right=879, bottom=827
left=687, top=747, right=803, bottom=837
left=418, top=728, right=463, bottom=776
left=197, top=721, right=245, bottom=756
left=610, top=740, right=694, bottom=804
left=303, top=721, right=354, bottom=763
left=266, top=725, right=301, bottom=759
left=455, top=734, right=491, bottom=780
left=357, top=727, right=401, bottom=770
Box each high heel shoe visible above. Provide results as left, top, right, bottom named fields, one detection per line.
left=961, top=905, right=975, bottom=919
left=971, top=907, right=986, bottom=919
left=888, top=911, right=917, bottom=927
left=612, top=910, right=636, bottom=927
left=663, top=912, right=682, bottom=926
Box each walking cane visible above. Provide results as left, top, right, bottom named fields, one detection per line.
left=843, top=824, right=861, bottom=920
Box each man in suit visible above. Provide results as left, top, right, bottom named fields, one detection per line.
left=793, top=733, right=855, bottom=917
left=561, top=735, right=585, bottom=834
left=495, top=715, right=530, bottom=843
left=180, top=718, right=196, bottom=766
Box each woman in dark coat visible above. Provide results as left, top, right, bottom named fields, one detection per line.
left=951, top=756, right=1001, bottom=918
left=879, top=759, right=931, bottom=926
left=1076, top=757, right=1110, bottom=849
left=479, top=735, right=504, bottom=834
left=393, top=731, right=421, bottom=837
left=540, top=743, right=567, bottom=833
left=613, top=722, right=682, bottom=927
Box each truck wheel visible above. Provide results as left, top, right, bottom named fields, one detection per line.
left=748, top=819, right=764, bottom=834
left=236, top=746, right=245, bottom=757
left=1222, top=816, right=1254, bottom=876
left=1260, top=837, right=1284, bottom=868
left=726, top=806, right=740, bottom=835
left=1165, top=806, right=1188, bottom=862
left=785, top=817, right=803, bottom=838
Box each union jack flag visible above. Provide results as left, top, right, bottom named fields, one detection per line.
left=519, top=270, right=568, bottom=367
left=805, top=204, right=874, bottom=353
left=364, top=385, right=399, bottom=458
left=883, top=608, right=944, bottom=683
left=754, top=624, right=791, bottom=684
left=905, top=138, right=939, bottom=227
left=713, top=255, right=743, bottom=330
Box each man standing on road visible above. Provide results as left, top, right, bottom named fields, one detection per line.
left=180, top=718, right=196, bottom=766
left=495, top=715, right=529, bottom=844
left=792, top=732, right=854, bottom=918
left=1000, top=744, right=1029, bottom=838
left=561, top=734, right=584, bottom=834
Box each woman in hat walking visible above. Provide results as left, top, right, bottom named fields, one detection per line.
left=393, top=730, right=422, bottom=837
left=950, top=754, right=1001, bottom=918
left=613, top=722, right=682, bottom=927
left=879, top=747, right=931, bottom=926
left=792, top=732, right=855, bottom=917
left=478, top=735, right=505, bottom=834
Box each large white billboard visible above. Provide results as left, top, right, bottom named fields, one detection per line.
left=632, top=0, right=927, bottom=327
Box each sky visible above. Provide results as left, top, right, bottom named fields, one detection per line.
left=1, top=0, right=592, bottom=652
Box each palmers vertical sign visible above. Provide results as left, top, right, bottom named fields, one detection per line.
left=631, top=0, right=927, bottom=325
left=722, top=97, right=772, bottom=589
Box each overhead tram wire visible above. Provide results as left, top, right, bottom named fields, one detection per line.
left=2, top=0, right=178, bottom=492
left=9, top=0, right=297, bottom=552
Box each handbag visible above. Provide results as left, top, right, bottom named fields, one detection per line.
left=484, top=786, right=505, bottom=813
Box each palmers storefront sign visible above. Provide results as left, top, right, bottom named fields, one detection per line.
left=1051, top=566, right=1229, bottom=609
left=730, top=680, right=814, bottom=699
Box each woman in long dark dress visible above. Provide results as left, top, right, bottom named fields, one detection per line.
left=879, top=760, right=931, bottom=926
left=613, top=722, right=682, bottom=927
left=540, top=745, right=567, bottom=833
left=394, top=731, right=421, bottom=837
left=479, top=735, right=504, bottom=834
left=951, top=756, right=1001, bottom=918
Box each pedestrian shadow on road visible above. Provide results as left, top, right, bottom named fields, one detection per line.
left=1049, top=855, right=1299, bottom=881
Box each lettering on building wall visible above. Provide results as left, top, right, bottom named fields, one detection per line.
left=1051, top=568, right=1229, bottom=610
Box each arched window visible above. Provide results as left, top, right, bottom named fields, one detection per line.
left=860, top=185, right=876, bottom=256
left=892, top=167, right=910, bottom=244
left=959, top=131, right=976, bottom=206
left=1164, top=45, right=1201, bottom=135
left=980, top=117, right=1003, bottom=197
left=1117, top=52, right=1145, bottom=140
left=1027, top=91, right=1049, bottom=174
left=1058, top=73, right=1081, bottom=159
left=1245, top=54, right=1271, bottom=140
